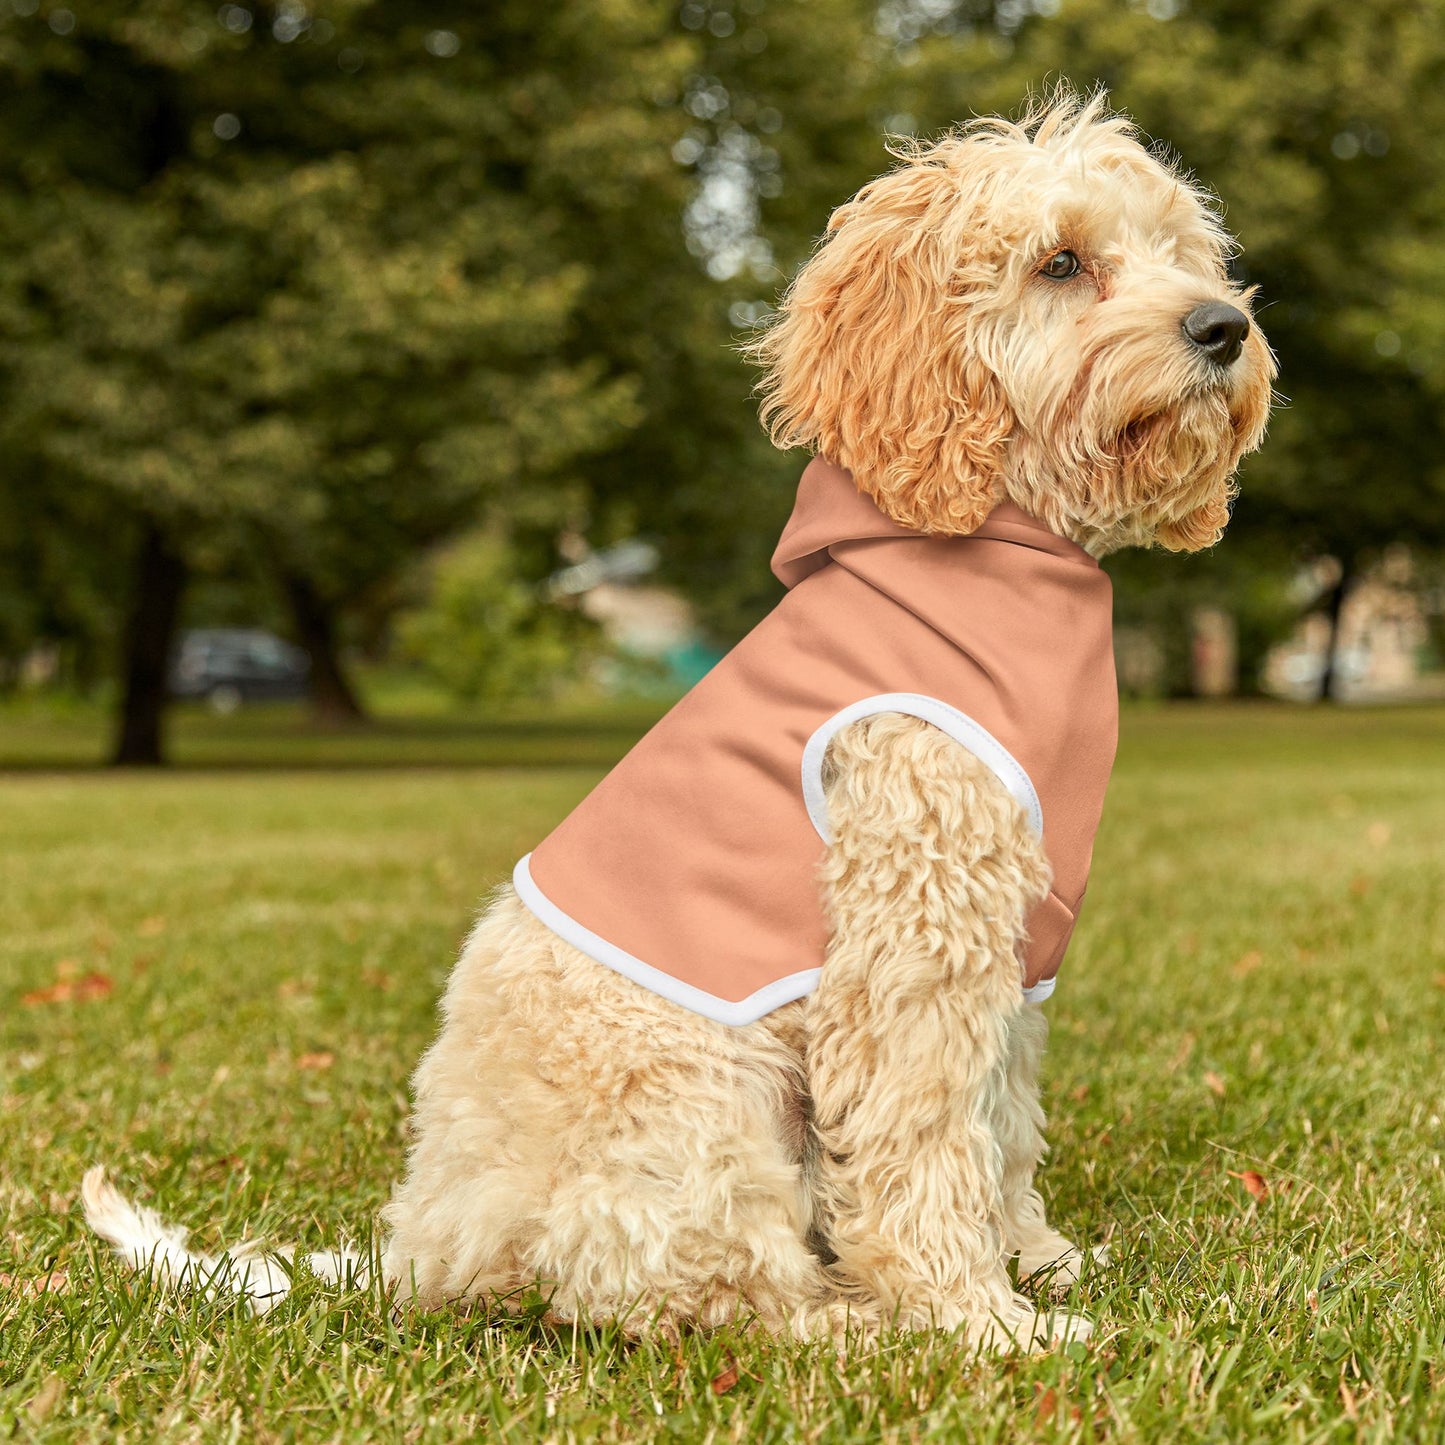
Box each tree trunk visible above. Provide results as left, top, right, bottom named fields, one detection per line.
left=112, top=524, right=187, bottom=766
left=1317, top=555, right=1355, bottom=703
left=281, top=571, right=366, bottom=725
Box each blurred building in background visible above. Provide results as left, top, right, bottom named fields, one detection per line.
left=548, top=541, right=724, bottom=690
left=1263, top=549, right=1441, bottom=702
left=1115, top=548, right=1443, bottom=701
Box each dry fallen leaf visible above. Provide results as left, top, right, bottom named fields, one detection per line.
left=1228, top=1169, right=1269, bottom=1201
left=1433, top=974, right=1445, bottom=991
left=138, top=915, right=167, bottom=937
left=1070, top=1083, right=1090, bottom=1103
left=295, top=1051, right=334, bottom=1072
left=21, top=972, right=114, bottom=1007
left=0, top=1268, right=70, bottom=1299
left=1204, top=1070, right=1227, bottom=1098
left=1232, top=950, right=1263, bottom=977
left=22, top=983, right=67, bottom=1007
left=1034, top=1386, right=1059, bottom=1425
left=711, top=1358, right=740, bottom=1396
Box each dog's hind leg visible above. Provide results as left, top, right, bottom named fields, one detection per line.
left=380, top=895, right=579, bottom=1309
left=383, top=891, right=832, bottom=1337
left=519, top=989, right=835, bottom=1339
left=804, top=713, right=1090, bottom=1350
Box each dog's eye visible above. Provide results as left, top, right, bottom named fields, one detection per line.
left=1040, top=250, right=1081, bottom=280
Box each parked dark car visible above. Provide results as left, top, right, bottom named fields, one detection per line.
left=169, top=629, right=310, bottom=712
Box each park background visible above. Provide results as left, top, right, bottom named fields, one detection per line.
left=2, top=0, right=1445, bottom=753
left=2, top=2, right=1444, bottom=1442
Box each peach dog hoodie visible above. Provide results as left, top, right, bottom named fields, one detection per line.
left=514, top=457, right=1118, bottom=1026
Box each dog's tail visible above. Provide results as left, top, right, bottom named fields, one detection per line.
left=81, top=1165, right=368, bottom=1315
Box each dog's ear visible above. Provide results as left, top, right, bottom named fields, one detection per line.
left=749, top=151, right=1013, bottom=535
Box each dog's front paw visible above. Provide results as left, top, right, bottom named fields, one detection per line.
left=1017, top=1240, right=1110, bottom=1294
left=973, top=1295, right=1093, bottom=1353
left=1033, top=1307, right=1093, bottom=1348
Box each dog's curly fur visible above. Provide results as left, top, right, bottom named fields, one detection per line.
left=378, top=91, right=1273, bottom=1349
left=85, top=90, right=1274, bottom=1351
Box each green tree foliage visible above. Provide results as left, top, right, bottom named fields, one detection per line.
left=0, top=0, right=898, bottom=746
left=396, top=532, right=598, bottom=705
left=0, top=0, right=698, bottom=755
left=575, top=0, right=888, bottom=640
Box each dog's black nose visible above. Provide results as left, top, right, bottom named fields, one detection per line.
left=1182, top=302, right=1250, bottom=367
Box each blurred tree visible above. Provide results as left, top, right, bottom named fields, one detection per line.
left=395, top=531, right=599, bottom=705
left=0, top=0, right=692, bottom=758
left=1107, top=539, right=1301, bottom=696
left=0, top=452, right=129, bottom=694
left=0, top=0, right=902, bottom=750
left=571, top=0, right=889, bottom=640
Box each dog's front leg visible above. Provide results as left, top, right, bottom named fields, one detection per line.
left=994, top=1005, right=1100, bottom=1290
left=806, top=713, right=1088, bottom=1350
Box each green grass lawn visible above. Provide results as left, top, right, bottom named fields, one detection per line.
left=0, top=686, right=675, bottom=772
left=2, top=702, right=1443, bottom=1442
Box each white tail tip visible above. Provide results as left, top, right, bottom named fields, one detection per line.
left=81, top=1165, right=368, bottom=1315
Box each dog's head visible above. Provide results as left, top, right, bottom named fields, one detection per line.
left=751, top=90, right=1275, bottom=554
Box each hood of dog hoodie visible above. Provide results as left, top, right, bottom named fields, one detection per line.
left=514, top=457, right=1118, bottom=1026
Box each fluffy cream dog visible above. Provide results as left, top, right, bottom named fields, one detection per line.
left=86, top=91, right=1273, bottom=1351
